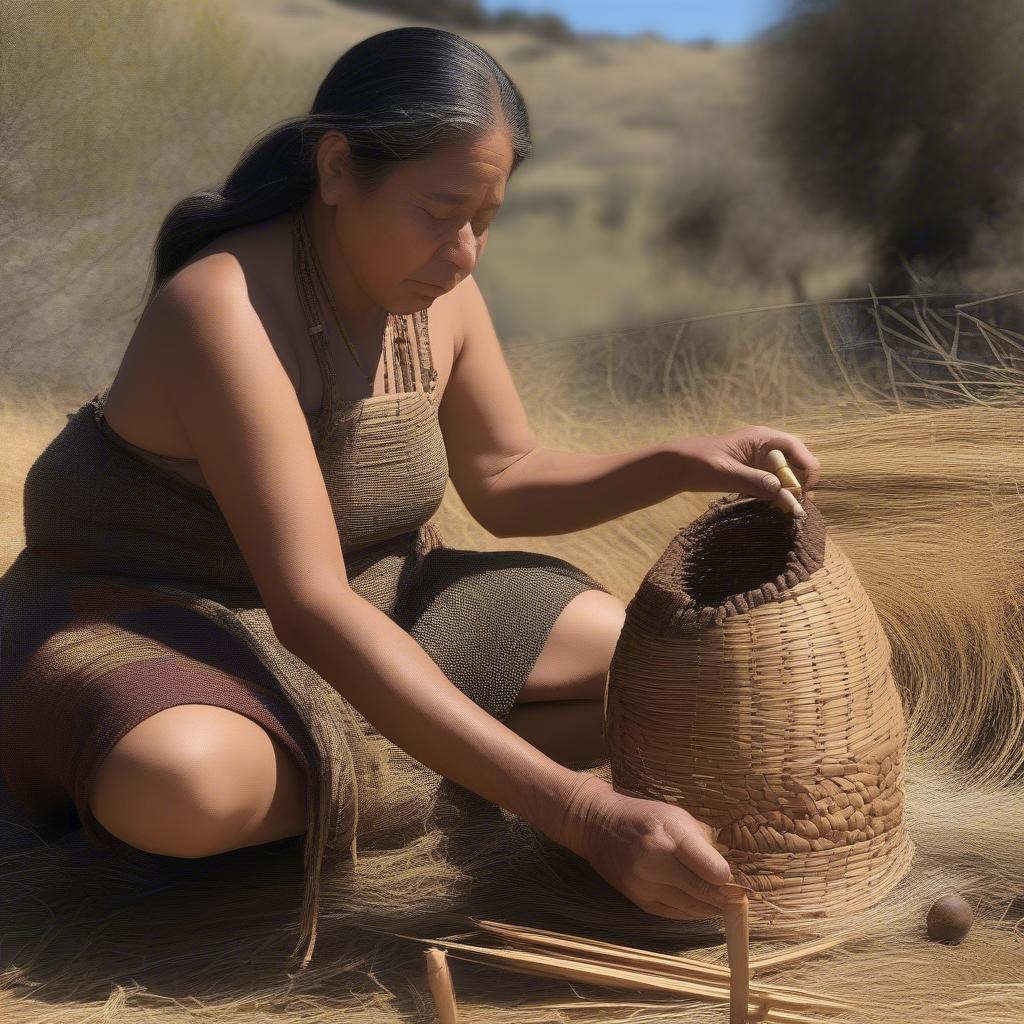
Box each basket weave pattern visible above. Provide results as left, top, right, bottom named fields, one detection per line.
left=605, top=494, right=915, bottom=924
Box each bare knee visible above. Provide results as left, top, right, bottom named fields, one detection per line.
left=520, top=589, right=627, bottom=703
left=88, top=704, right=306, bottom=859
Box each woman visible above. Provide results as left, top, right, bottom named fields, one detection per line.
left=0, top=26, right=820, bottom=970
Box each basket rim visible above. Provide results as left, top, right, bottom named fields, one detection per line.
left=636, top=492, right=828, bottom=629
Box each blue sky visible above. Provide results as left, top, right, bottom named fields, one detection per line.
left=478, top=1, right=786, bottom=44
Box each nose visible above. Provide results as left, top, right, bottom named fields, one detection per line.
left=442, top=221, right=483, bottom=277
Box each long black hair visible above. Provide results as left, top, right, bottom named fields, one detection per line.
left=142, top=26, right=532, bottom=310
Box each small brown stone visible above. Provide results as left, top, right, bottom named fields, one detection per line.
left=926, top=894, right=974, bottom=944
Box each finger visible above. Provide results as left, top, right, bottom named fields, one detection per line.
left=670, top=824, right=734, bottom=886
left=768, top=434, right=821, bottom=491
left=773, top=486, right=806, bottom=518
left=639, top=851, right=729, bottom=908
left=654, top=873, right=730, bottom=913
left=735, top=462, right=786, bottom=504
left=759, top=462, right=801, bottom=516
left=696, top=819, right=720, bottom=844
left=643, top=895, right=722, bottom=921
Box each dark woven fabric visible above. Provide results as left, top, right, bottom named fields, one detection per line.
left=0, top=209, right=610, bottom=971
left=0, top=598, right=319, bottom=846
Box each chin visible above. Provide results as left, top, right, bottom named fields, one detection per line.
left=391, top=296, right=433, bottom=316
left=409, top=291, right=439, bottom=309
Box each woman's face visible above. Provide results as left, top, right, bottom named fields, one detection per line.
left=323, top=125, right=514, bottom=314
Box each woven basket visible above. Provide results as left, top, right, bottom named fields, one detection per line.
left=605, top=493, right=915, bottom=926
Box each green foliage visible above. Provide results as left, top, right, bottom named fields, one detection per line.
left=336, top=0, right=577, bottom=43
left=0, top=0, right=300, bottom=224
left=759, top=0, right=1024, bottom=289
left=0, top=0, right=304, bottom=384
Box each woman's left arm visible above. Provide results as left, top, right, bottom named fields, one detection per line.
left=481, top=426, right=822, bottom=538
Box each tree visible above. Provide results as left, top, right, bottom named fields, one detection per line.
left=759, top=0, right=1024, bottom=293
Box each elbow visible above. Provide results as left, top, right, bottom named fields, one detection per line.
left=481, top=512, right=508, bottom=538
left=270, top=611, right=309, bottom=653
left=473, top=502, right=514, bottom=539
left=270, top=578, right=360, bottom=650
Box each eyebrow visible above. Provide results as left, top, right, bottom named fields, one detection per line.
left=427, top=189, right=503, bottom=210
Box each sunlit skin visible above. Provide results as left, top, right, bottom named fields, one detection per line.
left=299, top=124, right=513, bottom=355
left=90, top=117, right=627, bottom=865
left=88, top=112, right=819, bottom=923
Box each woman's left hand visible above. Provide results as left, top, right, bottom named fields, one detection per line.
left=676, top=426, right=821, bottom=517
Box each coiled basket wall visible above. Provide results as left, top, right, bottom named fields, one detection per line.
left=605, top=493, right=915, bottom=926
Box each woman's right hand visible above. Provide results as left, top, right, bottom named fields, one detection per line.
left=559, top=774, right=734, bottom=919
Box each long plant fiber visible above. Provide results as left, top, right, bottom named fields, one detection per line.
left=1, top=291, right=1023, bottom=1023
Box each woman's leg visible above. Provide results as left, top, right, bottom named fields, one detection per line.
left=505, top=588, right=627, bottom=767
left=88, top=703, right=308, bottom=858
left=86, top=587, right=626, bottom=854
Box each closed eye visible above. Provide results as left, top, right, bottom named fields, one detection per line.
left=424, top=213, right=497, bottom=242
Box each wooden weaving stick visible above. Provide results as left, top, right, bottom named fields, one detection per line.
left=425, top=947, right=459, bottom=1024
left=766, top=448, right=803, bottom=496
left=721, top=881, right=754, bottom=1023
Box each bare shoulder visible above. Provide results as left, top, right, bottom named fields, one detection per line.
left=152, top=250, right=251, bottom=333
left=428, top=272, right=496, bottom=398
left=440, top=272, right=516, bottom=385
left=133, top=252, right=292, bottom=447
left=445, top=273, right=485, bottom=364
left=102, top=225, right=299, bottom=461
left=129, top=246, right=356, bottom=618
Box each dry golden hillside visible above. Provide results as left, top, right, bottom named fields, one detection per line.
left=0, top=0, right=868, bottom=411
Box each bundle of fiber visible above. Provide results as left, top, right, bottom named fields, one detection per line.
left=3, top=291, right=1023, bottom=1024
left=605, top=491, right=915, bottom=928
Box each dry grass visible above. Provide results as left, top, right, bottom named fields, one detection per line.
left=3, top=286, right=1023, bottom=1023
left=2, top=3, right=1024, bottom=1021
left=0, top=0, right=873, bottom=408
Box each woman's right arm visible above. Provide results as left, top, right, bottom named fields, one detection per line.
left=276, top=586, right=733, bottom=919
left=147, top=257, right=586, bottom=844
left=275, top=578, right=598, bottom=844
left=153, top=258, right=732, bottom=916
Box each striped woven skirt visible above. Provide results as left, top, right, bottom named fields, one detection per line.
left=1, top=535, right=610, bottom=852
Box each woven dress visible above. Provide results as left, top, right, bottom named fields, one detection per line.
left=0, top=208, right=611, bottom=969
